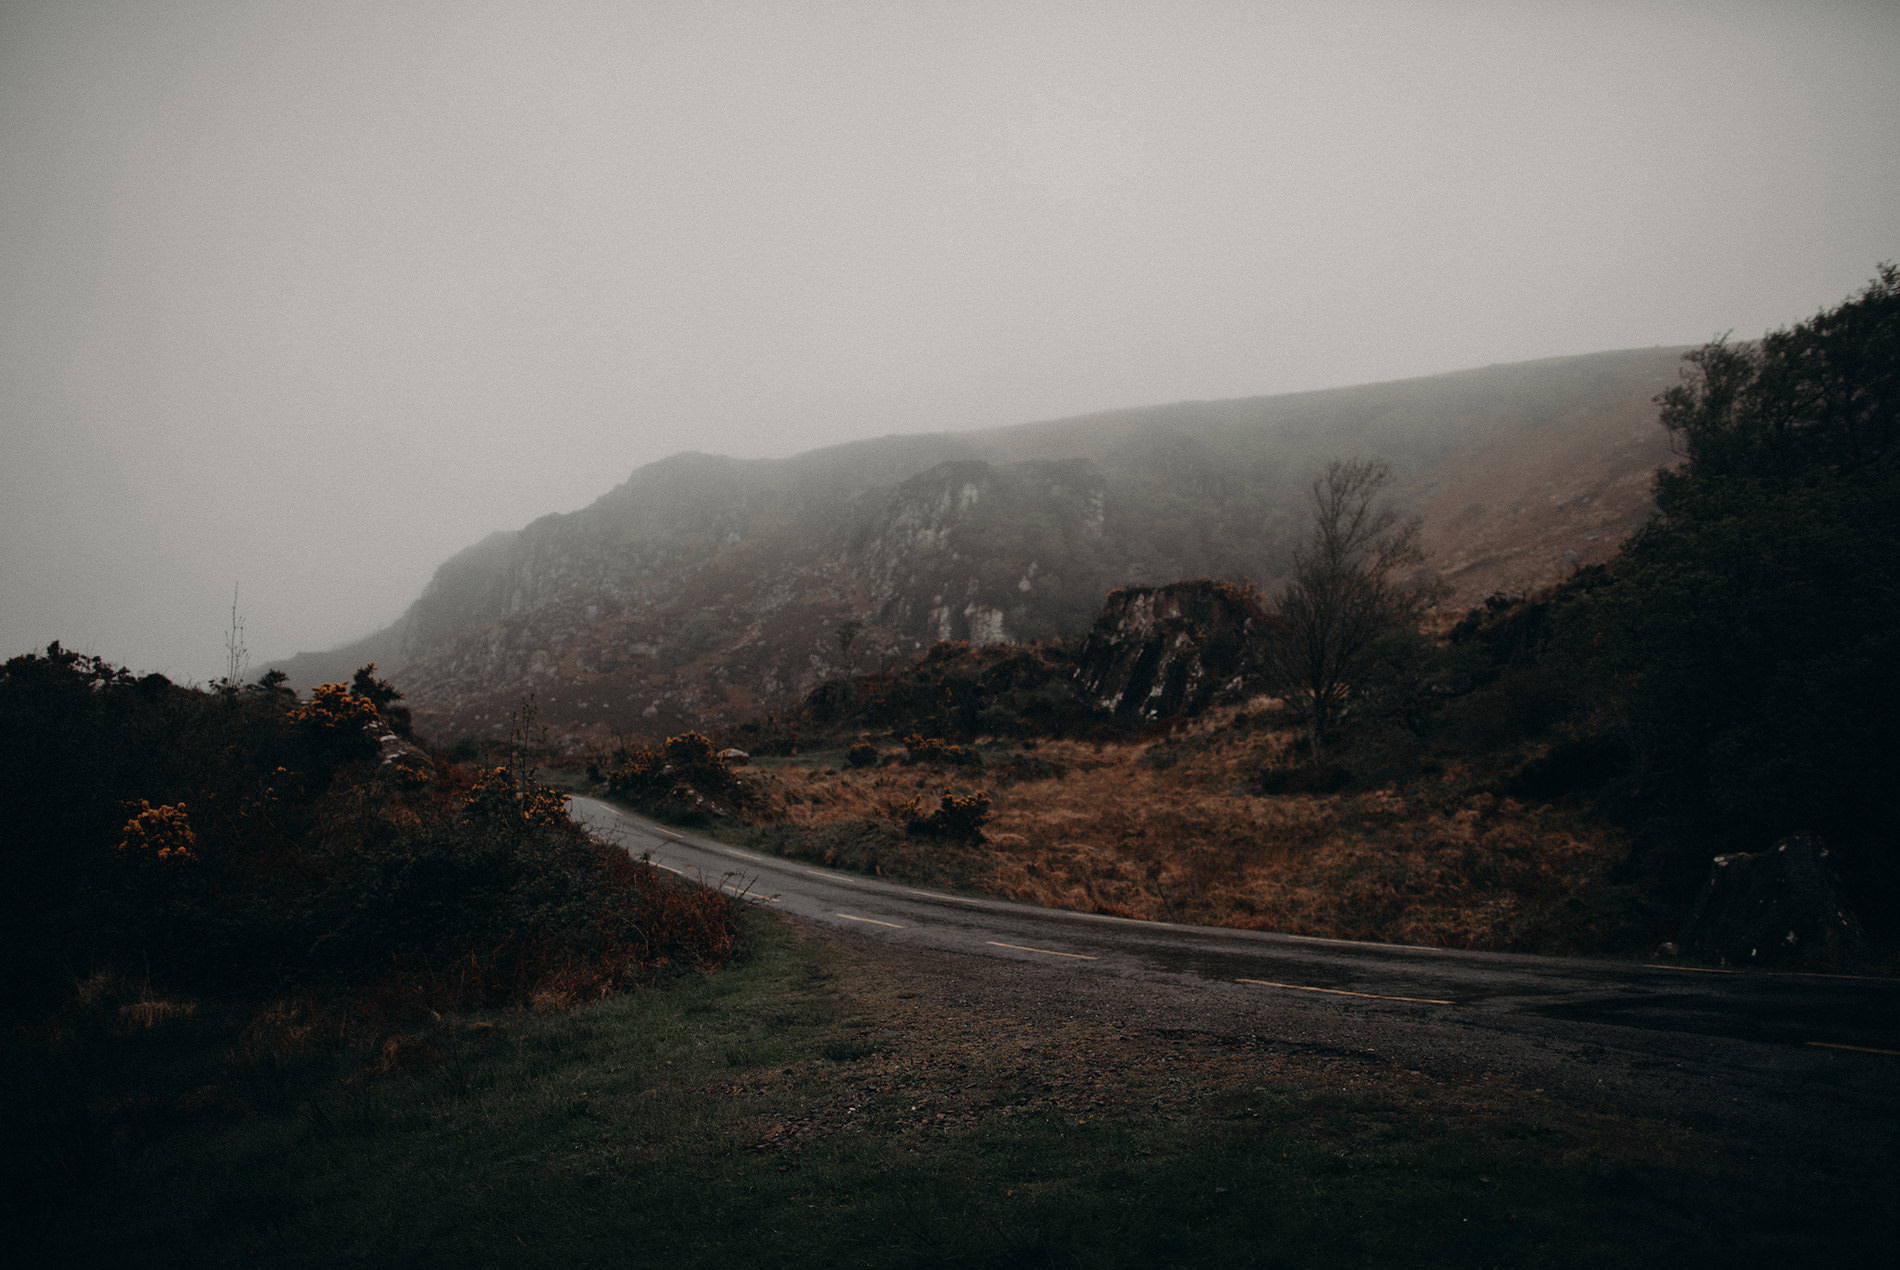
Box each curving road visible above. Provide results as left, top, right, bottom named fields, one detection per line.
left=569, top=795, right=1900, bottom=1056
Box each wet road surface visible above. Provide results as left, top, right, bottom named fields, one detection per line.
left=569, top=794, right=1900, bottom=1056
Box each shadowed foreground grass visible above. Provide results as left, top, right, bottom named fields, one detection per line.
left=23, top=914, right=1890, bottom=1269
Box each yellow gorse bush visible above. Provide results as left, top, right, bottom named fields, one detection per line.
left=903, top=735, right=978, bottom=766
left=117, top=800, right=198, bottom=862
left=606, top=731, right=742, bottom=806
left=898, top=788, right=992, bottom=838
left=291, top=681, right=380, bottom=732
left=462, top=765, right=570, bottom=831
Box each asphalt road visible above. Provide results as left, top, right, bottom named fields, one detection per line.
left=568, top=794, right=1900, bottom=1057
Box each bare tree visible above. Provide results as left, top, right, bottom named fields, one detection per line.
left=1268, top=459, right=1431, bottom=754
left=222, top=583, right=248, bottom=689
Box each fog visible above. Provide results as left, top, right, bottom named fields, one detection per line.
left=4, top=0, right=1897, bottom=682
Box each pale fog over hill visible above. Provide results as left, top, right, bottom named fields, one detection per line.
left=272, top=346, right=1685, bottom=743
left=3, top=3, right=1896, bottom=684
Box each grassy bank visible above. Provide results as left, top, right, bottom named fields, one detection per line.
left=21, top=911, right=1888, bottom=1268
left=702, top=712, right=1660, bottom=957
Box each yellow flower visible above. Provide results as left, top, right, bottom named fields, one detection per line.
left=117, top=800, right=198, bottom=863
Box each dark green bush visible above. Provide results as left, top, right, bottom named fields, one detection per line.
left=606, top=731, right=749, bottom=819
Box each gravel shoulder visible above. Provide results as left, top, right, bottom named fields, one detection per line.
left=793, top=914, right=1900, bottom=1198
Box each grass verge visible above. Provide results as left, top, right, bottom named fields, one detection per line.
left=26, top=911, right=1889, bottom=1268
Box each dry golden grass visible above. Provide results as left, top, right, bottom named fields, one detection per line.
left=741, top=710, right=1651, bottom=954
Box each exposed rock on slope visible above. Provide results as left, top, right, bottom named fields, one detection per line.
left=1677, top=833, right=1868, bottom=967
left=1074, top=581, right=1268, bottom=721
left=859, top=458, right=1111, bottom=646
left=274, top=347, right=1686, bottom=743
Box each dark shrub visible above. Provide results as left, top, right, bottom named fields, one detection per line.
left=899, top=790, right=993, bottom=840
left=607, top=731, right=749, bottom=818
left=903, top=735, right=982, bottom=767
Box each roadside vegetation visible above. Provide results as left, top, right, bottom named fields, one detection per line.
left=0, top=650, right=741, bottom=1252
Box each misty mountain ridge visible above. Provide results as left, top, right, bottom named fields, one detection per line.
left=274, top=346, right=1688, bottom=744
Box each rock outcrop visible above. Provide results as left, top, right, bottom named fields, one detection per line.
left=1677, top=832, right=1868, bottom=967
left=858, top=458, right=1111, bottom=647
left=1074, top=581, right=1268, bottom=720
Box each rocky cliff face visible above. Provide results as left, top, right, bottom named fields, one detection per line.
left=274, top=346, right=1687, bottom=746
left=314, top=452, right=1143, bottom=746
left=858, top=458, right=1110, bottom=647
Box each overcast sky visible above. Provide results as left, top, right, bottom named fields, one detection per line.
left=4, top=0, right=1897, bottom=682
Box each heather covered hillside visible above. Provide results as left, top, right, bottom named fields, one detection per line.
left=275, top=347, right=1684, bottom=744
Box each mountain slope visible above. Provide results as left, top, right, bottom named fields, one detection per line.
left=274, top=346, right=1687, bottom=744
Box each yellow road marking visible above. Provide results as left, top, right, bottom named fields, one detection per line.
left=1645, top=964, right=1893, bottom=982
left=987, top=941, right=1099, bottom=960
left=835, top=912, right=904, bottom=928
left=1237, top=978, right=1452, bottom=1005
left=1806, top=1041, right=1900, bottom=1056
